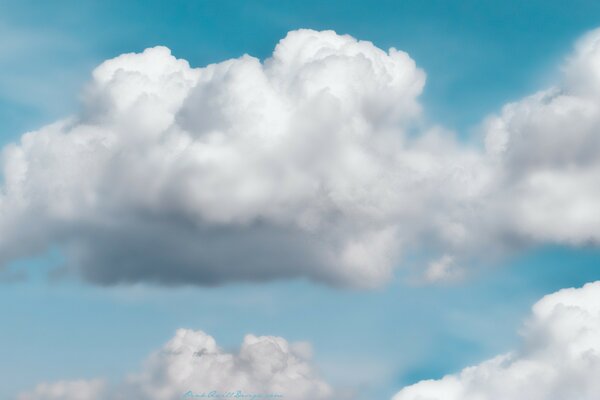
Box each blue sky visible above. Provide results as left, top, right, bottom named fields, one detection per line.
left=2, top=1, right=600, bottom=399
left=3, top=0, right=600, bottom=139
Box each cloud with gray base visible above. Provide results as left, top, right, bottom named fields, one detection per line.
left=2, top=28, right=600, bottom=287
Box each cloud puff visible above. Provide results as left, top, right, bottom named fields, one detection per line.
left=393, top=281, right=600, bottom=400
left=1, top=28, right=600, bottom=287
left=18, top=329, right=333, bottom=400
left=482, top=30, right=600, bottom=245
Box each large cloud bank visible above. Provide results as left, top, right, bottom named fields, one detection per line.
left=1, top=28, right=600, bottom=287
left=393, top=280, right=600, bottom=400
left=18, top=329, right=333, bottom=400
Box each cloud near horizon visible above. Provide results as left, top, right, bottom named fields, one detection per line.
left=19, top=281, right=600, bottom=400
left=18, top=329, right=334, bottom=400
left=1, top=28, right=600, bottom=287
left=393, top=280, right=600, bottom=400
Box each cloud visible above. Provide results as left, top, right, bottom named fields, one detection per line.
left=1, top=28, right=600, bottom=287
left=423, top=255, right=464, bottom=284
left=18, top=329, right=333, bottom=400
left=0, top=28, right=468, bottom=288
left=392, top=281, right=600, bottom=400
left=22, top=282, right=600, bottom=400
left=482, top=30, right=600, bottom=245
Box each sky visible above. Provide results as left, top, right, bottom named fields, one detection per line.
left=2, top=1, right=600, bottom=400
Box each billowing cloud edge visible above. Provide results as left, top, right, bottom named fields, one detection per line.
left=393, top=280, right=600, bottom=400
left=17, top=329, right=335, bottom=400
left=1, top=28, right=600, bottom=287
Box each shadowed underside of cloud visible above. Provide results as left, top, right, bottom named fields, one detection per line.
left=18, top=329, right=334, bottom=400
left=393, top=281, right=600, bottom=400
left=1, top=28, right=600, bottom=287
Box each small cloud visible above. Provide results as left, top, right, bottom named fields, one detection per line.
left=18, top=329, right=334, bottom=400
left=423, top=255, right=465, bottom=283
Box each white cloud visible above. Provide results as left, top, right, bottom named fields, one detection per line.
left=0, top=29, right=481, bottom=287
left=1, top=28, right=600, bottom=286
left=392, top=281, right=600, bottom=400
left=479, top=28, right=600, bottom=247
left=18, top=329, right=333, bottom=400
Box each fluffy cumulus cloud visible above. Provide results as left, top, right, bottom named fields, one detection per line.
left=18, top=329, right=333, bottom=400
left=483, top=29, right=600, bottom=246
left=1, top=28, right=600, bottom=287
left=393, top=281, right=600, bottom=400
